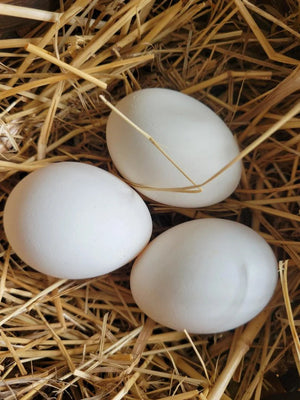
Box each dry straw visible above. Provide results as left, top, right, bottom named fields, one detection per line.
left=0, top=0, right=299, bottom=399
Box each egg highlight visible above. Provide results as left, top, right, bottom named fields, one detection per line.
left=106, top=88, right=242, bottom=208
left=3, top=162, right=152, bottom=279
left=130, top=218, right=278, bottom=334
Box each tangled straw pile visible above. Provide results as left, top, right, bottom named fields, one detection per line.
left=0, top=0, right=299, bottom=399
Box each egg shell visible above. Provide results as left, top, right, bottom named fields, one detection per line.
left=3, top=162, right=152, bottom=279
left=130, top=218, right=278, bottom=334
left=106, top=88, right=242, bottom=208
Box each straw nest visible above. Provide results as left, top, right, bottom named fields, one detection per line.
left=0, top=1, right=299, bottom=399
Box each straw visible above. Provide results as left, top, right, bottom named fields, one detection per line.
left=0, top=0, right=299, bottom=399
left=0, top=3, right=60, bottom=23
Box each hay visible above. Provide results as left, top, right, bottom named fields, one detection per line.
left=0, top=0, right=299, bottom=399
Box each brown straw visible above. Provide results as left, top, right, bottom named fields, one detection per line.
left=0, top=1, right=299, bottom=399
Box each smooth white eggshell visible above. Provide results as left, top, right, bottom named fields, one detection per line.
left=4, top=162, right=152, bottom=279
left=130, top=218, right=278, bottom=334
left=106, top=88, right=242, bottom=208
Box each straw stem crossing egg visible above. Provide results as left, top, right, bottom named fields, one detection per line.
left=106, top=88, right=242, bottom=208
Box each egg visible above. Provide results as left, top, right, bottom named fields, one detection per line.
left=130, top=218, right=278, bottom=334
left=106, top=88, right=242, bottom=208
left=3, top=162, right=152, bottom=279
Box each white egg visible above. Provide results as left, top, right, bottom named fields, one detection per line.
left=130, top=218, right=278, bottom=334
left=4, top=162, right=152, bottom=279
left=106, top=88, right=242, bottom=208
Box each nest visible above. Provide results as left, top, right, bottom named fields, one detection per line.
left=0, top=1, right=299, bottom=399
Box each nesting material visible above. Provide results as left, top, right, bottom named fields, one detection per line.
left=0, top=1, right=299, bottom=399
